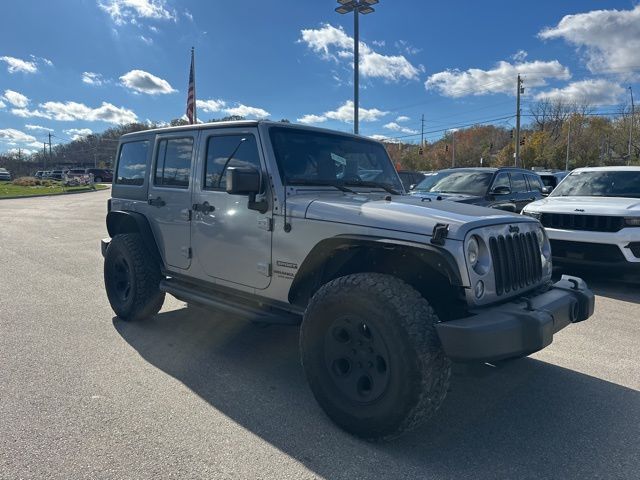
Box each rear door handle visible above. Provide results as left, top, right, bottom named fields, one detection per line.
left=193, top=201, right=215, bottom=214
left=148, top=196, right=165, bottom=207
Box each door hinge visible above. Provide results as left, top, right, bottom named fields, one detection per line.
left=257, top=217, right=273, bottom=231
left=257, top=262, right=271, bottom=277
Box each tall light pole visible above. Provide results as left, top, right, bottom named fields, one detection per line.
left=628, top=86, right=635, bottom=165
left=335, top=0, right=379, bottom=135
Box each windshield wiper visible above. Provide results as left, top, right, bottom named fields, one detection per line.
left=287, top=178, right=357, bottom=194
left=342, top=180, right=401, bottom=195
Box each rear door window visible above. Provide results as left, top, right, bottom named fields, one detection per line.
left=116, top=141, right=149, bottom=186
left=526, top=174, right=544, bottom=192
left=510, top=172, right=528, bottom=193
left=154, top=137, right=194, bottom=188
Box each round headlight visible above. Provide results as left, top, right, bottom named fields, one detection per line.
left=467, top=236, right=479, bottom=267
left=535, top=228, right=545, bottom=248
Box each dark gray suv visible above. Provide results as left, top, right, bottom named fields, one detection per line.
left=410, top=167, right=545, bottom=212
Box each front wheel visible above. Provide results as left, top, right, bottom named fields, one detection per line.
left=300, top=273, right=451, bottom=441
left=104, top=233, right=165, bottom=321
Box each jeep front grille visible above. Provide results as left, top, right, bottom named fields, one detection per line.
left=489, top=233, right=542, bottom=296
left=540, top=213, right=624, bottom=232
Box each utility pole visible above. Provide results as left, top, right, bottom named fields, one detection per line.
left=452, top=130, right=456, bottom=168
left=420, top=114, right=425, bottom=148
left=353, top=7, right=359, bottom=134
left=628, top=86, right=635, bottom=165
left=565, top=120, right=571, bottom=171
left=43, top=143, right=47, bottom=170
left=48, top=132, right=53, bottom=165
left=515, top=74, right=523, bottom=167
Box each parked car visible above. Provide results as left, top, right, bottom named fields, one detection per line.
left=537, top=170, right=569, bottom=194
left=49, top=170, right=65, bottom=180
left=0, top=168, right=12, bottom=181
left=67, top=168, right=87, bottom=175
left=34, top=171, right=44, bottom=179
left=523, top=166, right=640, bottom=274
left=102, top=120, right=594, bottom=440
left=410, top=167, right=545, bottom=212
left=397, top=170, right=428, bottom=191
left=85, top=168, right=113, bottom=183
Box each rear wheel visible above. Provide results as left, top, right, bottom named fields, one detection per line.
left=94, top=176, right=103, bottom=183
left=104, top=233, right=165, bottom=321
left=300, top=273, right=451, bottom=440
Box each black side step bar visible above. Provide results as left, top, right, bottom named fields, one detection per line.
left=160, top=279, right=301, bottom=325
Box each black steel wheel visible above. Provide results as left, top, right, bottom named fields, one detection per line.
left=324, top=317, right=391, bottom=404
left=300, top=273, right=451, bottom=441
left=104, top=233, right=165, bottom=321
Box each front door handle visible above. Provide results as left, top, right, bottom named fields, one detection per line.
left=193, top=201, right=215, bottom=214
left=148, top=196, right=165, bottom=207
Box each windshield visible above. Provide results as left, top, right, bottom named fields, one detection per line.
left=269, top=127, right=402, bottom=193
left=551, top=170, right=640, bottom=198
left=412, top=170, right=493, bottom=196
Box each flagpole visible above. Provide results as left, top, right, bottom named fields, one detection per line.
left=191, top=47, right=196, bottom=124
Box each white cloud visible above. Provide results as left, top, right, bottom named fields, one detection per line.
left=25, top=124, right=53, bottom=132
left=64, top=128, right=93, bottom=140
left=2, top=89, right=29, bottom=108
left=535, top=79, right=625, bottom=105
left=425, top=59, right=571, bottom=97
left=194, top=98, right=269, bottom=118
left=98, top=0, right=176, bottom=25
left=298, top=100, right=389, bottom=125
left=224, top=104, right=270, bottom=119
left=395, top=40, right=421, bottom=55
left=539, top=5, right=640, bottom=75
left=369, top=134, right=400, bottom=144
left=120, top=69, right=176, bottom=95
left=297, top=114, right=328, bottom=124
left=139, top=35, right=153, bottom=45
left=383, top=122, right=418, bottom=135
left=0, top=128, right=37, bottom=144
left=13, top=101, right=138, bottom=124
left=82, top=72, right=106, bottom=86
left=299, top=24, right=421, bottom=82
left=511, top=50, right=528, bottom=62
left=395, top=115, right=410, bottom=123
left=0, top=55, right=38, bottom=74
left=0, top=100, right=5, bottom=109
left=197, top=99, right=226, bottom=113
left=6, top=147, right=36, bottom=155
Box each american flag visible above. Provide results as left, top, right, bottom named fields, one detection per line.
left=186, top=47, right=196, bottom=124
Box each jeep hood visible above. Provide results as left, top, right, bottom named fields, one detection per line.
left=293, top=193, right=536, bottom=241
left=525, top=196, right=640, bottom=216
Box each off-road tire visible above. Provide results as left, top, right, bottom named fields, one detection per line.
left=104, top=233, right=165, bottom=321
left=300, top=273, right=451, bottom=441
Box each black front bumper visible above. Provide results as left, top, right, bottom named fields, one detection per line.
left=435, top=275, right=594, bottom=362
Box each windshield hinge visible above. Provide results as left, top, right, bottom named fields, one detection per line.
left=430, top=223, right=449, bottom=246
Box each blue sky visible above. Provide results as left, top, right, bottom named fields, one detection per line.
left=1, top=0, right=639, bottom=154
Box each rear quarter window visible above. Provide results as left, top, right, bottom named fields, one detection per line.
left=116, top=141, right=149, bottom=186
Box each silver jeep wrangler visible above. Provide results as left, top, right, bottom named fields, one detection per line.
left=102, top=121, right=594, bottom=440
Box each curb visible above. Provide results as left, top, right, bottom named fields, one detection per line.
left=0, top=185, right=110, bottom=201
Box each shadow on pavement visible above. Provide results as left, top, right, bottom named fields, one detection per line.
left=114, top=307, right=639, bottom=480
left=554, top=267, right=640, bottom=305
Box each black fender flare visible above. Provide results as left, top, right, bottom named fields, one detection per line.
left=106, top=210, right=163, bottom=267
left=288, top=234, right=463, bottom=306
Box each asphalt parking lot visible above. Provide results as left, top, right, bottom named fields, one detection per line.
left=1, top=189, right=638, bottom=479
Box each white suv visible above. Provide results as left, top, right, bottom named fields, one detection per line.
left=523, top=166, right=640, bottom=272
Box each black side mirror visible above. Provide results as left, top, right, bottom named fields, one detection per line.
left=491, top=185, right=511, bottom=195
left=226, top=167, right=260, bottom=194
left=226, top=167, right=268, bottom=213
